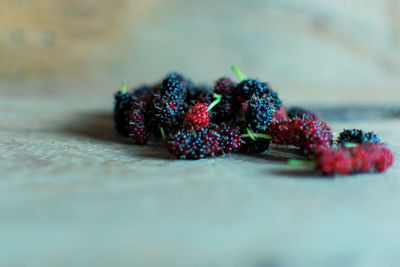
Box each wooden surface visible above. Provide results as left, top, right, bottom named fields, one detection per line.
left=0, top=80, right=399, bottom=267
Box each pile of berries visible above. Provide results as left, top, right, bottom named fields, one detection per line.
left=113, top=66, right=394, bottom=176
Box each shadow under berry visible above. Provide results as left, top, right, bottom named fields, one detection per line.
left=131, top=142, right=173, bottom=160
left=61, top=110, right=130, bottom=144
left=61, top=110, right=173, bottom=159
left=270, top=169, right=321, bottom=178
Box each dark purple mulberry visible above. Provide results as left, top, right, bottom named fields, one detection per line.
left=150, top=96, right=185, bottom=134
left=214, top=77, right=235, bottom=95
left=219, top=125, right=242, bottom=154
left=114, top=91, right=135, bottom=136
left=129, top=100, right=151, bottom=144
left=211, top=124, right=242, bottom=154
left=267, top=87, right=282, bottom=110
left=287, top=106, right=319, bottom=121
left=234, top=79, right=268, bottom=100
left=245, top=95, right=276, bottom=132
left=337, top=129, right=380, bottom=146
left=165, top=128, right=221, bottom=159
left=159, top=72, right=189, bottom=102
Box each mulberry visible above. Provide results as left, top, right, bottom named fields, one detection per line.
left=185, top=103, right=210, bottom=130
left=337, top=129, right=380, bottom=146
left=114, top=83, right=135, bottom=136
left=245, top=95, right=276, bottom=133
left=129, top=100, right=151, bottom=144
left=165, top=128, right=220, bottom=159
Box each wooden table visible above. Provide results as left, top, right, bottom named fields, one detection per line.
left=1, top=79, right=399, bottom=267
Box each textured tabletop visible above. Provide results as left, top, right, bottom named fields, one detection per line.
left=0, top=80, right=399, bottom=267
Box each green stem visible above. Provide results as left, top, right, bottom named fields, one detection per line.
left=160, top=127, right=166, bottom=140
left=207, top=94, right=222, bottom=111
left=121, top=81, right=127, bottom=94
left=333, top=131, right=340, bottom=139
left=212, top=93, right=222, bottom=99
left=287, top=159, right=316, bottom=168
left=231, top=65, right=247, bottom=81
left=246, top=128, right=256, bottom=141
left=241, top=128, right=272, bottom=141
left=254, top=133, right=272, bottom=139
left=344, top=143, right=359, bottom=148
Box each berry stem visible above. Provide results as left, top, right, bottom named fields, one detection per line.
left=333, top=131, right=340, bottom=139
left=231, top=66, right=247, bottom=81
left=246, top=128, right=256, bottom=141
left=207, top=93, right=222, bottom=112
left=344, top=143, right=359, bottom=148
left=254, top=133, right=273, bottom=139
left=212, top=93, right=222, bottom=99
left=287, top=159, right=316, bottom=168
left=121, top=81, right=127, bottom=94
left=160, top=127, right=166, bottom=140
left=241, top=128, right=272, bottom=141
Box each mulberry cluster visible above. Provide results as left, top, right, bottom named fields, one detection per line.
left=112, top=66, right=394, bottom=176
left=266, top=118, right=333, bottom=155
left=315, top=144, right=394, bottom=175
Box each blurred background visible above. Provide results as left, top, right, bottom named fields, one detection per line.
left=1, top=0, right=399, bottom=104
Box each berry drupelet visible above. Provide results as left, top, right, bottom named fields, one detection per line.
left=150, top=96, right=184, bottom=134
left=159, top=72, right=187, bottom=102
left=129, top=100, right=151, bottom=145
left=337, top=129, right=380, bottom=146
left=234, top=79, right=269, bottom=100
left=211, top=124, right=242, bottom=154
left=267, top=88, right=282, bottom=110
left=214, top=77, right=235, bottom=95
left=244, top=95, right=276, bottom=133
left=185, top=103, right=210, bottom=130
left=114, top=83, right=136, bottom=137
left=363, top=132, right=381, bottom=144
left=165, top=127, right=221, bottom=159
